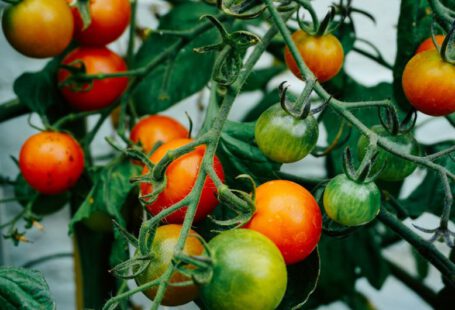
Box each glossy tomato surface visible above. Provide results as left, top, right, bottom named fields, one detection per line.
left=130, top=115, right=188, bottom=154
left=402, top=50, right=455, bottom=116
left=415, top=35, right=445, bottom=54
left=140, top=139, right=224, bottom=223
left=284, top=30, right=344, bottom=82
left=255, top=103, right=319, bottom=163
left=2, top=0, right=73, bottom=58
left=135, top=224, right=204, bottom=306
left=200, top=229, right=287, bottom=310
left=323, top=174, right=381, bottom=226
left=58, top=47, right=128, bottom=111
left=245, top=180, right=322, bottom=264
left=19, top=131, right=84, bottom=195
left=71, top=0, right=131, bottom=46
left=358, top=125, right=420, bottom=181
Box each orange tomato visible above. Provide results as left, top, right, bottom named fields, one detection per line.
left=19, top=131, right=84, bottom=195
left=130, top=115, right=188, bottom=154
left=140, top=139, right=224, bottom=223
left=284, top=30, right=344, bottom=82
left=245, top=180, right=322, bottom=264
left=415, top=35, right=445, bottom=54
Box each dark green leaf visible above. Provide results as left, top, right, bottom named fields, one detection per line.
left=0, top=267, right=54, bottom=310
left=242, top=89, right=281, bottom=122
left=334, top=18, right=356, bottom=54
left=242, top=65, right=285, bottom=92
left=218, top=0, right=266, bottom=19
left=344, top=291, right=377, bottom=310
left=412, top=248, right=430, bottom=280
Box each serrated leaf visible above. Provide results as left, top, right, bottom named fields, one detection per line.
left=0, top=267, right=54, bottom=310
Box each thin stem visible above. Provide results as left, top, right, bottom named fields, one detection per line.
left=352, top=47, right=394, bottom=70
left=425, top=145, right=455, bottom=161
left=439, top=172, right=453, bottom=229
left=127, top=0, right=138, bottom=67
left=22, top=252, right=73, bottom=268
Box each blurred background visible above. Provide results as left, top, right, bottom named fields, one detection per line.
left=0, top=0, right=453, bottom=309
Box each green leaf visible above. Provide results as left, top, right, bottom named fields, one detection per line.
left=242, top=65, right=285, bottom=92
left=334, top=18, right=356, bottom=55
left=14, top=174, right=69, bottom=215
left=277, top=249, right=320, bottom=310
left=218, top=0, right=266, bottom=19
left=344, top=291, right=377, bottom=310
left=0, top=267, right=54, bottom=310
left=412, top=248, right=430, bottom=280
left=242, top=89, right=281, bottom=122
left=217, top=121, right=281, bottom=184
left=132, top=2, right=219, bottom=115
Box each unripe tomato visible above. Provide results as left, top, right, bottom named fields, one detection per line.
left=402, top=50, right=455, bottom=116
left=19, top=131, right=84, bottom=195
left=71, top=0, right=131, bottom=46
left=140, top=139, right=224, bottom=223
left=58, top=47, right=128, bottom=111
left=245, top=180, right=322, bottom=264
left=415, top=35, right=445, bottom=54
left=2, top=0, right=74, bottom=58
left=255, top=103, right=318, bottom=163
left=323, top=174, right=381, bottom=226
left=357, top=125, right=420, bottom=182
left=200, top=229, right=287, bottom=310
left=134, top=224, right=204, bottom=306
left=284, top=30, right=344, bottom=82
left=130, top=115, right=188, bottom=154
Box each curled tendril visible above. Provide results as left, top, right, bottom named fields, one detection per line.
left=312, top=120, right=351, bottom=157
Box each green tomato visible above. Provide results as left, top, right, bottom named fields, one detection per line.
left=357, top=125, right=420, bottom=181
left=255, top=103, right=319, bottom=163
left=323, top=174, right=381, bottom=226
left=200, top=229, right=287, bottom=310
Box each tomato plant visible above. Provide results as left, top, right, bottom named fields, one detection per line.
left=140, top=139, right=224, bottom=223
left=402, top=50, right=455, bottom=116
left=134, top=224, right=203, bottom=306
left=415, top=35, right=445, bottom=54
left=284, top=30, right=344, bottom=82
left=2, top=0, right=74, bottom=58
left=19, top=131, right=84, bottom=195
left=357, top=125, right=421, bottom=181
left=254, top=103, right=319, bottom=163
left=71, top=0, right=131, bottom=46
left=199, top=229, right=287, bottom=310
left=323, top=174, right=381, bottom=226
left=130, top=115, right=188, bottom=154
left=57, top=47, right=128, bottom=111
left=245, top=180, right=322, bottom=264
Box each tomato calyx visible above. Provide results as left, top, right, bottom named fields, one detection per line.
left=296, top=1, right=350, bottom=36
left=173, top=242, right=214, bottom=285
left=58, top=60, right=95, bottom=92
left=68, top=0, right=91, bottom=30
left=215, top=0, right=267, bottom=19
left=440, top=21, right=455, bottom=64
left=378, top=105, right=417, bottom=136
left=343, top=146, right=383, bottom=184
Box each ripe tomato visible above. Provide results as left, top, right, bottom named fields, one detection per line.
left=245, top=180, right=322, bottom=264
left=58, top=47, right=128, bottom=111
left=402, top=50, right=455, bottom=116
left=323, top=174, right=381, bottom=226
left=71, top=0, right=131, bottom=46
left=19, top=131, right=84, bottom=195
left=415, top=35, right=445, bottom=54
left=200, top=229, right=287, bottom=310
left=255, top=103, right=318, bottom=163
left=357, top=125, right=420, bottom=181
left=140, top=139, right=224, bottom=223
left=134, top=224, right=204, bottom=306
left=130, top=115, right=188, bottom=155
left=2, top=0, right=73, bottom=58
left=284, top=30, right=344, bottom=82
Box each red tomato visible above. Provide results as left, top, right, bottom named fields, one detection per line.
left=71, top=0, right=131, bottom=46
left=284, top=30, right=344, bottom=82
left=140, top=139, right=224, bottom=223
left=58, top=47, right=128, bottom=111
left=130, top=115, right=188, bottom=154
left=19, top=131, right=84, bottom=195
left=402, top=50, right=455, bottom=116
left=245, top=180, right=322, bottom=264
left=415, top=35, right=445, bottom=54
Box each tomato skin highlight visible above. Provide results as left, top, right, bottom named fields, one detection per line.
left=130, top=115, right=188, bottom=155
left=415, top=35, right=445, bottom=54
left=402, top=50, right=455, bottom=116
left=134, top=224, right=204, bottom=306
left=71, top=0, right=131, bottom=46
left=200, top=229, right=287, bottom=310
left=19, top=131, right=84, bottom=195
left=357, top=125, right=420, bottom=182
left=284, top=30, right=344, bottom=82
left=140, top=139, right=224, bottom=223
left=323, top=174, right=381, bottom=226
left=255, top=104, right=319, bottom=163
left=245, top=180, right=322, bottom=264
left=2, top=0, right=74, bottom=58
left=58, top=47, right=128, bottom=111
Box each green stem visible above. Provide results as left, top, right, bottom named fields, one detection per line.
left=22, top=252, right=73, bottom=268
left=0, top=99, right=28, bottom=122
left=127, top=0, right=138, bottom=67
left=428, top=0, right=454, bottom=31
left=352, top=47, right=394, bottom=70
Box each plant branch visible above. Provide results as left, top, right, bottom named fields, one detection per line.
left=0, top=98, right=28, bottom=122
